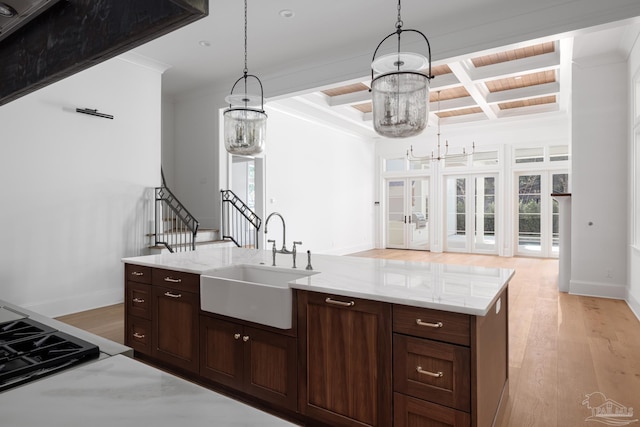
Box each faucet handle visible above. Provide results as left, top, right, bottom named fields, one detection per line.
left=293, top=241, right=302, bottom=249
left=267, top=239, right=276, bottom=248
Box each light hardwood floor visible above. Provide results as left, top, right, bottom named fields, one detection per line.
left=57, top=250, right=640, bottom=427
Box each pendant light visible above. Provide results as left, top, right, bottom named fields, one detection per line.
left=223, top=0, right=267, bottom=155
left=370, top=0, right=434, bottom=138
left=407, top=91, right=475, bottom=161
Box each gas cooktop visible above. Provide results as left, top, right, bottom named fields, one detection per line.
left=0, top=317, right=100, bottom=392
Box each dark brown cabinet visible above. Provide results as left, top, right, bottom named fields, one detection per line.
left=392, top=290, right=508, bottom=427
left=200, top=315, right=297, bottom=411
left=124, top=262, right=508, bottom=427
left=124, top=264, right=152, bottom=355
left=151, top=268, right=200, bottom=374
left=297, top=290, right=392, bottom=427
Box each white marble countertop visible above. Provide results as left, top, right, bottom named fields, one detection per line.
left=0, top=354, right=297, bottom=427
left=123, top=247, right=514, bottom=316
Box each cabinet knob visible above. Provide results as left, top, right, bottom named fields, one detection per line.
left=132, top=298, right=145, bottom=303
left=416, top=366, right=443, bottom=378
left=133, top=332, right=145, bottom=339
left=242, top=335, right=250, bottom=342
left=234, top=333, right=241, bottom=340
left=416, top=319, right=443, bottom=328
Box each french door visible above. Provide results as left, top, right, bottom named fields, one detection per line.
left=386, top=177, right=430, bottom=250
left=516, top=171, right=569, bottom=257
left=444, top=174, right=498, bottom=254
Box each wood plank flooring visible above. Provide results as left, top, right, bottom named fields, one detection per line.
left=56, top=249, right=640, bottom=427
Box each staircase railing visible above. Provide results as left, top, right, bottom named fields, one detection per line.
left=221, top=189, right=261, bottom=248
left=155, top=172, right=199, bottom=253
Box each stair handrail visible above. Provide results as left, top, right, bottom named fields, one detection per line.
left=220, top=189, right=261, bottom=248
left=155, top=172, right=199, bottom=252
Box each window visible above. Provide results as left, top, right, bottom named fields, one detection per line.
left=549, top=145, right=569, bottom=162
left=473, top=151, right=499, bottom=167
left=385, top=158, right=405, bottom=172
left=515, top=147, right=544, bottom=163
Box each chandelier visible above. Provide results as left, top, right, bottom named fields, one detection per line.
left=370, top=0, right=434, bottom=138
left=407, top=91, right=475, bottom=162
left=223, top=0, right=267, bottom=156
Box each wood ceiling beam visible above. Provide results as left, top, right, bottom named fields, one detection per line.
left=486, top=82, right=560, bottom=104
left=468, top=50, right=561, bottom=83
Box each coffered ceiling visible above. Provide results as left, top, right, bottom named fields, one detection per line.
left=129, top=0, right=640, bottom=136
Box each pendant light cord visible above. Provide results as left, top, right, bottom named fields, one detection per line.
left=243, top=0, right=248, bottom=76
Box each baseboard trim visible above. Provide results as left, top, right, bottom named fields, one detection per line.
left=23, top=288, right=124, bottom=318
left=627, top=293, right=640, bottom=322
left=569, top=280, right=627, bottom=300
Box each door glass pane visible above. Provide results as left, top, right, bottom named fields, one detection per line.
left=474, top=176, right=496, bottom=251
left=518, top=175, right=541, bottom=253
left=551, top=173, right=569, bottom=254
left=446, top=177, right=467, bottom=250
left=386, top=180, right=405, bottom=247
left=409, top=179, right=429, bottom=250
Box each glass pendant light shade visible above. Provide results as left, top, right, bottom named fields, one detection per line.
left=223, top=0, right=267, bottom=156
left=371, top=71, right=429, bottom=138
left=224, top=107, right=267, bottom=155
left=370, top=0, right=434, bottom=138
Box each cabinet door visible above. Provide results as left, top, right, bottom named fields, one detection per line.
left=394, top=393, right=470, bottom=427
left=199, top=316, right=244, bottom=390
left=298, top=291, right=392, bottom=427
left=244, top=326, right=297, bottom=411
left=152, top=285, right=199, bottom=373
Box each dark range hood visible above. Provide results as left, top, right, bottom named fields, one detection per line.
left=0, top=0, right=208, bottom=107
left=0, top=0, right=62, bottom=43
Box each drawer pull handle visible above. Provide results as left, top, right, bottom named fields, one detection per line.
left=132, top=298, right=145, bottom=303
left=325, top=297, right=355, bottom=307
left=243, top=335, right=250, bottom=342
left=416, top=366, right=443, bottom=378
left=164, top=291, right=182, bottom=298
left=133, top=332, right=145, bottom=339
left=234, top=333, right=241, bottom=340
left=131, top=271, right=144, bottom=276
left=164, top=277, right=182, bottom=283
left=416, top=319, right=443, bottom=328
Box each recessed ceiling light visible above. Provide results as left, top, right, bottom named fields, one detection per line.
left=279, top=9, right=295, bottom=19
left=0, top=2, right=17, bottom=17
left=198, top=40, right=211, bottom=47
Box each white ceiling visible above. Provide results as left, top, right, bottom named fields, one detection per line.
left=131, top=0, right=640, bottom=136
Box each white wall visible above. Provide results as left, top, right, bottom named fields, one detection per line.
left=628, top=34, right=640, bottom=318
left=262, top=107, right=376, bottom=255
left=0, top=57, right=163, bottom=317
left=571, top=58, right=629, bottom=298
left=170, top=87, right=227, bottom=229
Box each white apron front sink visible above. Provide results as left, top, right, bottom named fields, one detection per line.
left=200, top=264, right=317, bottom=329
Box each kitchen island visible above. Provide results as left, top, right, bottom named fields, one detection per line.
left=123, top=247, right=514, bottom=427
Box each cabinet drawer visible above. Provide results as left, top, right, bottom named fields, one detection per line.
left=126, top=282, right=151, bottom=320
left=394, top=334, right=470, bottom=412
left=127, top=316, right=151, bottom=355
left=152, top=268, right=199, bottom=293
left=393, top=304, right=470, bottom=346
left=394, top=393, right=470, bottom=427
left=125, top=264, right=152, bottom=284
